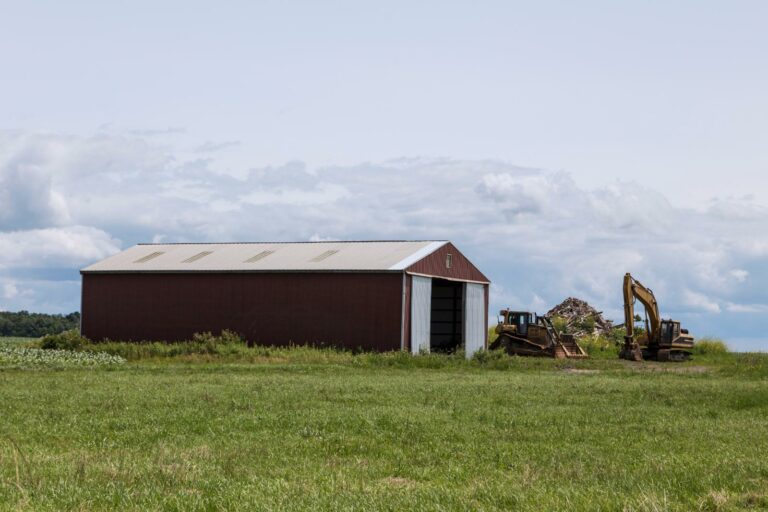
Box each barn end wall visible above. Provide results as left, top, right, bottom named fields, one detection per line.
left=406, top=242, right=489, bottom=283
left=81, top=272, right=403, bottom=350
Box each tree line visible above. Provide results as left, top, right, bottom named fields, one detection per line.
left=0, top=311, right=81, bottom=338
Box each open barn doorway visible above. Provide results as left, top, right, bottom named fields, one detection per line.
left=430, top=279, right=464, bottom=353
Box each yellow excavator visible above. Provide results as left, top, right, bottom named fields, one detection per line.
left=619, top=273, right=695, bottom=362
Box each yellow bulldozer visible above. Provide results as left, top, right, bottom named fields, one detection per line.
left=489, top=310, right=588, bottom=358
left=619, top=273, right=695, bottom=362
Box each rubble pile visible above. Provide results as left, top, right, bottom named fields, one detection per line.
left=546, top=297, right=614, bottom=338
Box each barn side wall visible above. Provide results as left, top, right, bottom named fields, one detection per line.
left=406, top=242, right=489, bottom=283
left=81, top=272, right=403, bottom=350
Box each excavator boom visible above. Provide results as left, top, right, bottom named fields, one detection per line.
left=623, top=274, right=661, bottom=341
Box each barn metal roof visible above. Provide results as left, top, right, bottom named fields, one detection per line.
left=81, top=241, right=450, bottom=273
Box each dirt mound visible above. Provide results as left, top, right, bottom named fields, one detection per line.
left=546, top=297, right=613, bottom=338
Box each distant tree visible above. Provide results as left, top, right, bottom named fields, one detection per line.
left=0, top=311, right=80, bottom=337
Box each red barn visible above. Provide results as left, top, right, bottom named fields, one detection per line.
left=80, top=241, right=490, bottom=356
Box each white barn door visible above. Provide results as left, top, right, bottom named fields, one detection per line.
left=464, top=283, right=485, bottom=358
left=410, top=276, right=432, bottom=354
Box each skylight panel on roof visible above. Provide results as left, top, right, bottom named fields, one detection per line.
left=310, top=249, right=339, bottom=262
left=182, top=251, right=214, bottom=263
left=245, top=250, right=275, bottom=263
left=134, top=251, right=164, bottom=263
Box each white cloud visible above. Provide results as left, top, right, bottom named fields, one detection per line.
left=682, top=290, right=721, bottom=314
left=0, top=226, right=120, bottom=269
left=240, top=183, right=350, bottom=206
left=725, top=302, right=768, bottom=313
left=0, top=136, right=72, bottom=229
left=3, top=282, right=18, bottom=299
left=308, top=234, right=339, bottom=242
left=0, top=129, right=766, bottom=344
left=530, top=294, right=548, bottom=313
left=729, top=269, right=749, bottom=283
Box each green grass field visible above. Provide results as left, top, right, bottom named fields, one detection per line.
left=1, top=339, right=767, bottom=511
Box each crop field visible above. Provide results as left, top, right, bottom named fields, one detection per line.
left=1, top=339, right=768, bottom=511
left=0, top=337, right=37, bottom=347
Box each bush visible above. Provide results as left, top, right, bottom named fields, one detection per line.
left=551, top=316, right=569, bottom=334
left=487, top=324, right=502, bottom=345
left=693, top=337, right=729, bottom=355
left=39, top=330, right=88, bottom=351
left=191, top=330, right=246, bottom=353
left=606, top=326, right=627, bottom=346
left=191, top=330, right=245, bottom=345
left=578, top=334, right=616, bottom=355
left=577, top=315, right=595, bottom=332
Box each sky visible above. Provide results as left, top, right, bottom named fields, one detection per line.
left=1, top=1, right=766, bottom=350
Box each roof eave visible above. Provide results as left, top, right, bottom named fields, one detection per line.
left=80, top=269, right=407, bottom=275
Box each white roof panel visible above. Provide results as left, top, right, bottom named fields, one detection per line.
left=81, top=241, right=449, bottom=273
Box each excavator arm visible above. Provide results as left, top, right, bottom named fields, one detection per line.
left=623, top=273, right=661, bottom=342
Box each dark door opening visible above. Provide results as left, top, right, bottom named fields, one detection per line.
left=430, top=279, right=464, bottom=353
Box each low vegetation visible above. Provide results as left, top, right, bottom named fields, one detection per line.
left=0, top=345, right=125, bottom=368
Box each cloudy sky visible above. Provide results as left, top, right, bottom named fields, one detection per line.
left=1, top=1, right=766, bottom=350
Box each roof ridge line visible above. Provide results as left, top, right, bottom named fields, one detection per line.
left=137, top=240, right=449, bottom=245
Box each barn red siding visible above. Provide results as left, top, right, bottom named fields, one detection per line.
left=406, top=242, right=489, bottom=283
left=81, top=272, right=403, bottom=350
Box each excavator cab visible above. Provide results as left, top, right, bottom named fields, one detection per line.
left=660, top=320, right=678, bottom=345
left=653, top=319, right=694, bottom=360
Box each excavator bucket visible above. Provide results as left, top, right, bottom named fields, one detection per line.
left=619, top=342, right=643, bottom=362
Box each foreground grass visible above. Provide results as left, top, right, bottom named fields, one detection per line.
left=1, top=351, right=768, bottom=511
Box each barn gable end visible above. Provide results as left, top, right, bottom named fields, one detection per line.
left=406, top=242, right=489, bottom=283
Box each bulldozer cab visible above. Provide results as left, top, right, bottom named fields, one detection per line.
left=500, top=310, right=535, bottom=336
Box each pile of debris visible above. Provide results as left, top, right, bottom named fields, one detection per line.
left=546, top=297, right=614, bottom=338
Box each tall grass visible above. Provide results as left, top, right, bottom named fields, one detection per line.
left=693, top=337, right=729, bottom=355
